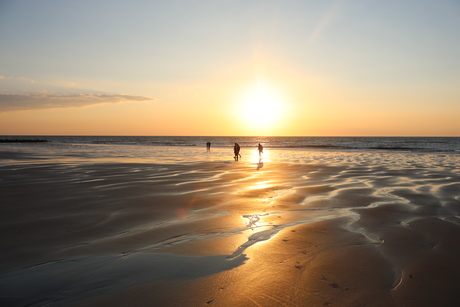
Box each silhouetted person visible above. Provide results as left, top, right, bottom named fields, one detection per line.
left=258, top=143, right=263, bottom=158
left=234, top=143, right=241, bottom=161
left=206, top=142, right=211, bottom=151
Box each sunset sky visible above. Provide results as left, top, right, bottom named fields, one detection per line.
left=1, top=0, right=459, bottom=136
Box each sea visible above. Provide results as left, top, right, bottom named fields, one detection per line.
left=1, top=136, right=459, bottom=152
left=1, top=136, right=459, bottom=166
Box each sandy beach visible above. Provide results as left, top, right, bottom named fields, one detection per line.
left=1, top=144, right=460, bottom=306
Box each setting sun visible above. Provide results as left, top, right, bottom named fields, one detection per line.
left=238, top=82, right=285, bottom=133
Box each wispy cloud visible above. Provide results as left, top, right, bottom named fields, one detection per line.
left=308, top=0, right=344, bottom=44
left=0, top=93, right=155, bottom=112
left=0, top=76, right=35, bottom=83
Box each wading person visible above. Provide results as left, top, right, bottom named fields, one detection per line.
left=257, top=143, right=263, bottom=158
left=234, top=143, right=241, bottom=161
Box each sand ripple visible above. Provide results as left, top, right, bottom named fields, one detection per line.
left=1, top=151, right=460, bottom=306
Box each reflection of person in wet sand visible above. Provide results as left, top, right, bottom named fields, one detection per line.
left=257, top=143, right=263, bottom=158
left=206, top=142, right=211, bottom=151
left=234, top=143, right=241, bottom=161
left=257, top=160, right=263, bottom=170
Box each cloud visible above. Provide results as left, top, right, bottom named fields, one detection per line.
left=18, top=77, right=35, bottom=84
left=65, top=81, right=77, bottom=87
left=0, top=76, right=34, bottom=83
left=308, top=0, right=344, bottom=44
left=0, top=93, right=155, bottom=112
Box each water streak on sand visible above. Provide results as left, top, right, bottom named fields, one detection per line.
left=1, top=143, right=460, bottom=306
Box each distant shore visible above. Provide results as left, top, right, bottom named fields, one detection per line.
left=0, top=139, right=48, bottom=143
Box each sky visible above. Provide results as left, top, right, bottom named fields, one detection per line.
left=1, top=0, right=459, bottom=136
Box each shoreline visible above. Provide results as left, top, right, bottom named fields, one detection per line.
left=1, top=141, right=459, bottom=166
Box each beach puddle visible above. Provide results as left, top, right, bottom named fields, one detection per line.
left=0, top=253, right=248, bottom=306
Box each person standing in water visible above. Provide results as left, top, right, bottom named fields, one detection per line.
left=206, top=142, right=211, bottom=151
left=234, top=143, right=241, bottom=161
left=258, top=143, right=263, bottom=158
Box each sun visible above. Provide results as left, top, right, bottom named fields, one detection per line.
left=239, top=82, right=284, bottom=132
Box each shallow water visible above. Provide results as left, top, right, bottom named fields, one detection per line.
left=1, top=141, right=459, bottom=167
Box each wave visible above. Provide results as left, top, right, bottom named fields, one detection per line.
left=150, top=142, right=197, bottom=147
left=90, top=141, right=138, bottom=145
left=265, top=144, right=458, bottom=153
left=370, top=146, right=419, bottom=151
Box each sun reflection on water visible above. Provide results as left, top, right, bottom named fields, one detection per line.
left=249, top=180, right=273, bottom=190
left=249, top=147, right=270, bottom=167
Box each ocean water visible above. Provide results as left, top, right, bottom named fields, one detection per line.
left=1, top=136, right=459, bottom=166
left=1, top=136, right=459, bottom=153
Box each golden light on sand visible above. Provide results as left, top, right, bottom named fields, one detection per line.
left=249, top=180, right=273, bottom=190
left=239, top=82, right=285, bottom=132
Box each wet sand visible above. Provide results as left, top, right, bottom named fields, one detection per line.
left=1, top=146, right=460, bottom=306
